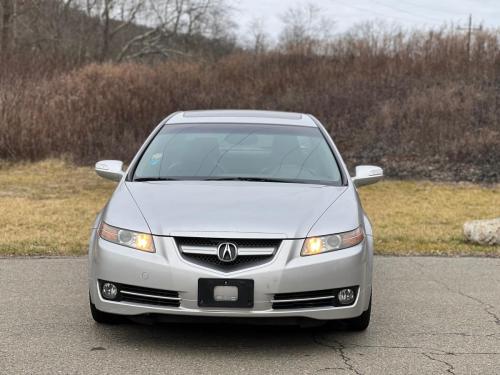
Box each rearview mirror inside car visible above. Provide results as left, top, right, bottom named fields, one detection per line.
left=95, top=160, right=125, bottom=182
left=352, top=165, right=383, bottom=187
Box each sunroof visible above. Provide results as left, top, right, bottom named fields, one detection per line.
left=183, top=110, right=303, bottom=120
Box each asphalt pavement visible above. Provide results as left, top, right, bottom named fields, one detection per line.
left=0, top=256, right=499, bottom=374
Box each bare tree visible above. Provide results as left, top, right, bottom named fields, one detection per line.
left=246, top=18, right=269, bottom=54
left=116, top=0, right=233, bottom=62
left=0, top=0, right=15, bottom=57
left=278, top=3, right=333, bottom=54
left=91, top=0, right=145, bottom=61
left=8, top=0, right=95, bottom=63
left=0, top=0, right=234, bottom=64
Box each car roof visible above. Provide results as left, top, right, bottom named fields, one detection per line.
left=165, top=110, right=317, bottom=127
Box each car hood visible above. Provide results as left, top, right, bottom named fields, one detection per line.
left=124, top=181, right=348, bottom=238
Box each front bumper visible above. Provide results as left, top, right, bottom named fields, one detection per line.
left=89, top=233, right=372, bottom=321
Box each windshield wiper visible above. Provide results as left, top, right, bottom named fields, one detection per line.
left=134, top=176, right=305, bottom=184
left=133, top=177, right=180, bottom=182
left=201, top=177, right=297, bottom=183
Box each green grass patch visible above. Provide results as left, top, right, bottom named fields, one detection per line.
left=0, top=160, right=498, bottom=256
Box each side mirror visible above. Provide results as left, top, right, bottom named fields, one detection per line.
left=352, top=165, right=383, bottom=187
left=95, top=160, right=125, bottom=182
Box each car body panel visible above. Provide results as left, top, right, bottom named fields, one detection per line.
left=123, top=180, right=348, bottom=238
left=101, top=182, right=151, bottom=234
left=307, top=184, right=362, bottom=238
left=89, top=236, right=371, bottom=320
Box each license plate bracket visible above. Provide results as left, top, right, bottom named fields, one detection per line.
left=198, top=278, right=254, bottom=308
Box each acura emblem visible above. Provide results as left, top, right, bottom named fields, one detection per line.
left=217, top=242, right=238, bottom=262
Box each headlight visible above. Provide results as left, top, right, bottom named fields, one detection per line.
left=301, top=227, right=364, bottom=256
left=99, top=222, right=155, bottom=253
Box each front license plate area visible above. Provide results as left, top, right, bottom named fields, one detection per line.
left=198, top=279, right=254, bottom=308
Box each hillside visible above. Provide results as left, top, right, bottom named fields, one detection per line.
left=0, top=2, right=499, bottom=181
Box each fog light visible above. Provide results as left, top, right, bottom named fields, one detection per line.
left=102, top=282, right=118, bottom=300
left=337, top=288, right=355, bottom=305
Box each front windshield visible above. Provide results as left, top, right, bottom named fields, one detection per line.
left=133, top=123, right=343, bottom=185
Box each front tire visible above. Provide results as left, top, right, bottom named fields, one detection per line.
left=89, top=295, right=123, bottom=324
left=344, top=296, right=371, bottom=331
left=323, top=294, right=372, bottom=331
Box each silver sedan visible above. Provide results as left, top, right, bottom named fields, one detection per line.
left=89, top=110, right=383, bottom=330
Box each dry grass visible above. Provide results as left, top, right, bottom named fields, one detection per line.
left=0, top=161, right=498, bottom=256
left=359, top=181, right=500, bottom=256
left=0, top=160, right=113, bottom=255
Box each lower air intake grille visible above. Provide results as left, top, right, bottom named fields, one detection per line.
left=184, top=253, right=273, bottom=270
left=272, top=287, right=358, bottom=309
left=99, top=280, right=180, bottom=307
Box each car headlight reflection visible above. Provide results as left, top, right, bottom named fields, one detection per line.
left=301, top=227, right=364, bottom=256
left=99, top=222, right=155, bottom=253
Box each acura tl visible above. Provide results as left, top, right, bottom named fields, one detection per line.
left=88, top=110, right=383, bottom=330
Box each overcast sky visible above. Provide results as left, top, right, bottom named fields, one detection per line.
left=229, top=0, right=500, bottom=40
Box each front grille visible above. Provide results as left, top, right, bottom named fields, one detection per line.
left=177, top=237, right=281, bottom=248
left=272, top=287, right=358, bottom=309
left=175, top=237, right=281, bottom=272
left=99, top=280, right=180, bottom=307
